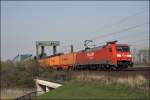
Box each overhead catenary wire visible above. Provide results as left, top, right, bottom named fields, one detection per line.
left=95, top=30, right=149, bottom=46
left=91, top=22, right=149, bottom=40
left=129, top=38, right=149, bottom=44
left=114, top=30, right=149, bottom=41
left=58, top=22, right=149, bottom=53
left=58, top=10, right=148, bottom=52
left=60, top=10, right=147, bottom=47
left=130, top=41, right=149, bottom=48
left=87, top=10, right=148, bottom=38
left=125, top=38, right=149, bottom=49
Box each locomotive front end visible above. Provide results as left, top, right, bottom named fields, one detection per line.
left=116, top=45, right=133, bottom=68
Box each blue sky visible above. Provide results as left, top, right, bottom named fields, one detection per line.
left=1, top=1, right=149, bottom=60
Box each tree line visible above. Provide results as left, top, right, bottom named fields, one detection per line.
left=0, top=60, right=55, bottom=88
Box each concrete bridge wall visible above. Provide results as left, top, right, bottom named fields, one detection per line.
left=34, top=79, right=62, bottom=96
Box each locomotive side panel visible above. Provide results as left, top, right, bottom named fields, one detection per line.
left=101, top=44, right=117, bottom=65
left=111, top=44, right=117, bottom=65
left=76, top=47, right=110, bottom=65
left=76, top=52, right=88, bottom=65
left=93, top=47, right=108, bottom=64
left=76, top=44, right=118, bottom=66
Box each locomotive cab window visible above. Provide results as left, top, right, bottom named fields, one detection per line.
left=116, top=46, right=130, bottom=52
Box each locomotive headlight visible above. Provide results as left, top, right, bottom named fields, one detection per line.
left=117, top=54, right=121, bottom=57
left=127, top=54, right=132, bottom=57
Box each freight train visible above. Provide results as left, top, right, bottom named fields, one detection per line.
left=38, top=41, right=133, bottom=70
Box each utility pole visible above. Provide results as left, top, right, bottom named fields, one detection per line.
left=70, top=45, right=74, bottom=53
left=133, top=48, right=136, bottom=63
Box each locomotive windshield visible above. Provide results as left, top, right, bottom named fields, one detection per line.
left=116, top=46, right=130, bottom=52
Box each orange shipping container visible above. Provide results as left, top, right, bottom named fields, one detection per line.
left=38, top=59, right=46, bottom=66
left=60, top=53, right=76, bottom=66
left=45, top=57, right=51, bottom=67
left=50, top=56, right=60, bottom=67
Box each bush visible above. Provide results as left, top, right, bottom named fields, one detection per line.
left=1, top=60, right=46, bottom=88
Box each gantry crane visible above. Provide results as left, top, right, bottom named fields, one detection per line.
left=36, top=41, right=60, bottom=59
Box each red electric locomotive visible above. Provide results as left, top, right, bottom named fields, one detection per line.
left=75, top=40, right=133, bottom=70
left=38, top=40, right=133, bottom=70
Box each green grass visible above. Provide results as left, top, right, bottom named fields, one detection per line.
left=35, top=80, right=150, bottom=100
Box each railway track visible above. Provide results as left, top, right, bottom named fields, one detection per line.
left=49, top=67, right=150, bottom=80
left=58, top=66, right=150, bottom=72
left=129, top=66, right=150, bottom=71
left=69, top=69, right=150, bottom=80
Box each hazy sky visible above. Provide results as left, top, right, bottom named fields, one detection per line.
left=1, top=1, right=149, bottom=60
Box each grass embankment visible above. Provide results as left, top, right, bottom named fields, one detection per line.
left=35, top=80, right=150, bottom=100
